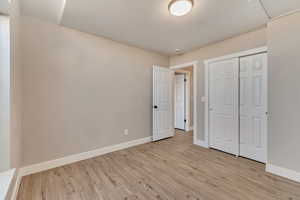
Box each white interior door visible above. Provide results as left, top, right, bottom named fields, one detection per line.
left=153, top=66, right=174, bottom=141
left=239, top=53, right=267, bottom=163
left=209, top=58, right=239, bottom=155
left=175, top=74, right=185, bottom=130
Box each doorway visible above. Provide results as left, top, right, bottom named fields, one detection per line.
left=152, top=61, right=198, bottom=144
left=174, top=67, right=193, bottom=132
left=170, top=61, right=198, bottom=145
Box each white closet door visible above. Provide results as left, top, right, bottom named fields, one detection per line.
left=153, top=66, right=174, bottom=141
left=209, top=58, right=239, bottom=155
left=239, top=53, right=267, bottom=163
left=175, top=74, right=185, bottom=130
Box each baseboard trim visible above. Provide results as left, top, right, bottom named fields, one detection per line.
left=194, top=140, right=209, bottom=148
left=19, top=136, right=152, bottom=177
left=0, top=169, right=15, bottom=200
left=9, top=170, right=22, bottom=200
left=266, top=164, right=300, bottom=183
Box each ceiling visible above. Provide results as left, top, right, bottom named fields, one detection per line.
left=20, top=0, right=66, bottom=24
left=261, top=0, right=300, bottom=17
left=20, top=0, right=300, bottom=55
left=0, top=0, right=9, bottom=15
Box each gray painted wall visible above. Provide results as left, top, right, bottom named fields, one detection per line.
left=21, top=17, right=169, bottom=166
left=10, top=0, right=23, bottom=169
left=267, top=12, right=300, bottom=172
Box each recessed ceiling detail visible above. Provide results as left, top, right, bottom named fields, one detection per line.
left=20, top=0, right=300, bottom=55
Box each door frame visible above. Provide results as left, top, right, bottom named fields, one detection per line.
left=203, top=46, right=268, bottom=149
left=170, top=61, right=198, bottom=145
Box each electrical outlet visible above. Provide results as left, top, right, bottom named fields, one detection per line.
left=124, top=129, right=129, bottom=136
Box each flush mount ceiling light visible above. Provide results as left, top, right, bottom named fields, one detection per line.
left=168, top=0, right=194, bottom=16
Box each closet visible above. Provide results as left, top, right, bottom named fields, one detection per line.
left=207, top=50, right=267, bottom=163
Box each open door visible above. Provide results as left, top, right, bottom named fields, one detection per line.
left=153, top=66, right=174, bottom=141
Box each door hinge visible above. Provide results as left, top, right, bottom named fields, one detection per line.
left=184, top=78, right=187, bottom=82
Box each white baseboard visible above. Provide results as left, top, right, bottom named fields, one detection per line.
left=19, top=136, right=152, bottom=177
left=266, top=164, right=300, bottom=183
left=0, top=169, right=15, bottom=200
left=10, top=171, right=22, bottom=200
left=194, top=140, right=209, bottom=148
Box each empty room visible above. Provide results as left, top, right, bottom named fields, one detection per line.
left=1, top=0, right=300, bottom=199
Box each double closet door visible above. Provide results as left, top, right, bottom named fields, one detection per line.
left=209, top=53, right=267, bottom=163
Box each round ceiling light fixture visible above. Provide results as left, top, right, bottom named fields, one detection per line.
left=168, top=0, right=194, bottom=16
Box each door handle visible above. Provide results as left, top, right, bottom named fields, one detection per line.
left=154, top=105, right=158, bottom=109
left=266, top=112, right=271, bottom=120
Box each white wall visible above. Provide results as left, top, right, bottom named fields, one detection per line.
left=267, top=12, right=300, bottom=173
left=0, top=15, right=10, bottom=172
left=21, top=17, right=169, bottom=166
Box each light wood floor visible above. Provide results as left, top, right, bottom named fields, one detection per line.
left=18, top=131, right=300, bottom=200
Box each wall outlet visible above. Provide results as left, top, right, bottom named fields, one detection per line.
left=124, top=129, right=129, bottom=136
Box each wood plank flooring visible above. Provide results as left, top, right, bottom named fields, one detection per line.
left=17, top=131, right=300, bottom=200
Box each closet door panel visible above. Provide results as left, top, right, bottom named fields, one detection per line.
left=239, top=53, right=267, bottom=163
left=209, top=58, right=239, bottom=155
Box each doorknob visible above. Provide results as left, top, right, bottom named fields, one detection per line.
left=266, top=112, right=271, bottom=120
left=154, top=105, right=158, bottom=109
